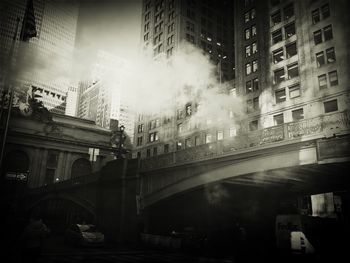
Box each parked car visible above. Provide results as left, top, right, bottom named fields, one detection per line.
left=64, top=223, right=105, bottom=247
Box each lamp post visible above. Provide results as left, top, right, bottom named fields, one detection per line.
left=117, top=125, right=125, bottom=159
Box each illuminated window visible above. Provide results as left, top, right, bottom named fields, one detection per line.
left=245, top=45, right=251, bottom=57
left=245, top=28, right=251, bottom=40
left=273, top=48, right=284, bottom=64
left=229, top=127, right=236, bottom=137
left=246, top=80, right=253, bottom=93
left=326, top=47, right=336, bottom=63
left=253, top=78, right=259, bottom=91
left=251, top=25, right=257, bottom=36
left=252, top=60, right=258, bottom=72
left=205, top=133, right=212, bottom=143
left=252, top=42, right=258, bottom=53
left=217, top=131, right=224, bottom=140
left=285, top=22, right=295, bottom=38
left=246, top=63, right=252, bottom=75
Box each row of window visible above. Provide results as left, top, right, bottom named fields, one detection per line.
left=314, top=25, right=333, bottom=45
left=245, top=60, right=258, bottom=75
left=273, top=99, right=339, bottom=125
left=271, top=3, right=294, bottom=26
left=275, top=84, right=300, bottom=103
left=273, top=62, right=299, bottom=84
left=312, top=3, right=330, bottom=24
left=272, top=22, right=295, bottom=44
left=244, top=24, right=257, bottom=40
left=272, top=42, right=297, bottom=64
left=245, top=42, right=258, bottom=57
left=316, top=47, right=335, bottom=67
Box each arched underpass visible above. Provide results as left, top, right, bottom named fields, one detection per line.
left=141, top=161, right=350, bottom=258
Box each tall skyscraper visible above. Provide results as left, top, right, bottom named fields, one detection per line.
left=133, top=0, right=350, bottom=159
left=133, top=0, right=236, bottom=158
left=77, top=50, right=134, bottom=139
left=0, top=0, right=79, bottom=114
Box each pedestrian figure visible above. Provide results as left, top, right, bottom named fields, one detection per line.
left=20, top=213, right=50, bottom=263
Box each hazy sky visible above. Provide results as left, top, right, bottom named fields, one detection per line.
left=75, top=0, right=142, bottom=62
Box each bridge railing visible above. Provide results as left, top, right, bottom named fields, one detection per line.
left=141, top=110, right=350, bottom=171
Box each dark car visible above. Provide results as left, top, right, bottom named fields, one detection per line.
left=64, top=224, right=105, bottom=247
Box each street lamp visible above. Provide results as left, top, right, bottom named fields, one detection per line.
left=117, top=125, right=125, bottom=159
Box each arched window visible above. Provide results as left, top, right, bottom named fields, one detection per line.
left=71, top=158, right=91, bottom=178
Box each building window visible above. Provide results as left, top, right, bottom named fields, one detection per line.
left=253, top=97, right=259, bottom=110
left=153, top=147, right=158, bottom=156
left=325, top=47, right=336, bottom=63
left=252, top=42, right=258, bottom=54
left=229, top=127, right=236, bottom=137
left=271, top=11, right=281, bottom=25
left=144, top=33, right=149, bottom=41
left=251, top=8, right=256, bottom=19
left=316, top=51, right=325, bottom=67
left=273, top=48, right=284, bottom=64
left=312, top=9, right=320, bottom=24
left=313, top=30, right=322, bottom=45
left=246, top=63, right=252, bottom=75
left=186, top=33, right=195, bottom=43
left=245, top=28, right=250, bottom=40
left=287, top=62, right=299, bottom=79
left=146, top=149, right=151, bottom=157
left=275, top=89, right=286, bottom=103
left=292, top=108, right=304, bottom=121
left=244, top=12, right=250, bottom=23
left=285, top=22, right=295, bottom=38
left=246, top=80, right=253, bottom=93
left=217, top=131, right=224, bottom=141
left=245, top=45, right=251, bottom=57
left=137, top=136, right=143, bottom=146
left=176, top=141, right=182, bottom=150
left=167, top=47, right=173, bottom=57
left=168, top=11, right=175, bottom=20
left=321, top=4, right=330, bottom=19
left=318, top=74, right=328, bottom=89
left=253, top=78, right=259, bottom=91
left=286, top=42, right=297, bottom=58
left=274, top=68, right=285, bottom=84
left=272, top=29, right=282, bottom=44
left=249, top=120, right=258, bottom=131
left=329, top=71, right=338, bottom=86
left=144, top=22, right=149, bottom=31
left=251, top=25, right=257, bottom=36
left=273, top=113, right=284, bottom=125
left=195, top=136, right=200, bottom=146
left=138, top=124, right=144, bottom=133
left=164, top=144, right=169, bottom=153
left=177, top=123, right=183, bottom=133
left=324, top=25, right=333, bottom=41
left=167, top=34, right=174, bottom=45
left=205, top=133, right=212, bottom=143
left=252, top=60, right=258, bottom=72
left=289, top=84, right=301, bottom=98
left=247, top=99, right=253, bottom=113
left=324, top=99, right=338, bottom=113
left=283, top=3, right=294, bottom=20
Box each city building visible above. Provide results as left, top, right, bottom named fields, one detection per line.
left=234, top=0, right=349, bottom=131
left=77, top=51, right=135, bottom=140
left=133, top=0, right=350, bottom=160
left=0, top=0, right=79, bottom=114
left=1, top=111, right=116, bottom=188
left=133, top=0, right=236, bottom=158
